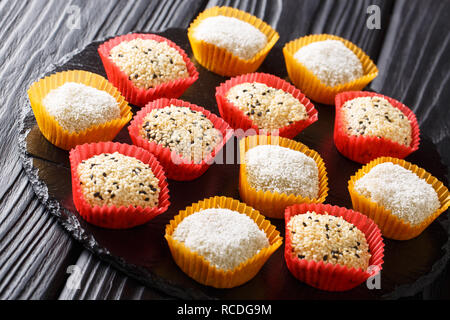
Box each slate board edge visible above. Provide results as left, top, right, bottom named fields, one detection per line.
left=17, top=28, right=450, bottom=300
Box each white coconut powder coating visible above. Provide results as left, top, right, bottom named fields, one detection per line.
left=78, top=152, right=160, bottom=208
left=140, top=105, right=222, bottom=164
left=245, top=145, right=319, bottom=199
left=294, top=40, right=364, bottom=87
left=193, top=15, right=268, bottom=60
left=43, top=82, right=121, bottom=133
left=342, top=96, right=412, bottom=146
left=172, top=208, right=270, bottom=271
left=109, top=38, right=189, bottom=89
left=354, top=162, right=440, bottom=226
left=287, top=211, right=371, bottom=270
left=226, top=82, right=308, bottom=130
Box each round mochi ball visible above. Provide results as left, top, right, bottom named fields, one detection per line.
left=109, top=38, right=189, bottom=90
left=342, top=96, right=412, bottom=146
left=78, top=152, right=160, bottom=209
left=226, top=82, right=308, bottom=130
left=354, top=162, right=440, bottom=226
left=193, top=15, right=268, bottom=60
left=287, top=211, right=371, bottom=271
left=294, top=40, right=364, bottom=87
left=140, top=105, right=222, bottom=164
left=245, top=145, right=319, bottom=199
left=43, top=82, right=121, bottom=133
left=172, top=208, right=270, bottom=271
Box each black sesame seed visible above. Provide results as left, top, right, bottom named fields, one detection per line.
left=94, top=192, right=103, bottom=200
left=102, top=173, right=107, bottom=177
left=323, top=255, right=328, bottom=261
left=144, top=198, right=150, bottom=201
left=110, top=194, right=115, bottom=199
left=298, top=255, right=305, bottom=259
left=355, top=253, right=360, bottom=258
left=302, top=222, right=307, bottom=227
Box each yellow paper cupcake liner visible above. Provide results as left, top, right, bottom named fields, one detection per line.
left=239, top=135, right=329, bottom=218
left=165, top=196, right=283, bottom=288
left=187, top=6, right=280, bottom=76
left=348, top=157, right=450, bottom=240
left=283, top=34, right=378, bottom=105
left=27, top=70, right=132, bottom=150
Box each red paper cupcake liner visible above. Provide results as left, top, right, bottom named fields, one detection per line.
left=334, top=91, right=420, bottom=164
left=284, top=203, right=384, bottom=292
left=215, top=72, right=318, bottom=139
left=69, top=142, right=170, bottom=229
left=128, top=98, right=234, bottom=181
left=98, top=33, right=199, bottom=107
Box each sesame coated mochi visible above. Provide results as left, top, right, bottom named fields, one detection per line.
left=140, top=105, right=222, bottom=164
left=226, top=82, right=308, bottom=130
left=172, top=208, right=269, bottom=271
left=342, top=96, right=412, bottom=146
left=43, top=82, right=121, bottom=133
left=194, top=16, right=267, bottom=60
left=294, top=40, right=363, bottom=87
left=287, top=211, right=371, bottom=270
left=78, top=152, right=160, bottom=208
left=109, top=38, right=189, bottom=89
left=245, top=145, right=319, bottom=199
left=354, top=162, right=440, bottom=226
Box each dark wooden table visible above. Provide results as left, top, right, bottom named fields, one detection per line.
left=1, top=0, right=449, bottom=300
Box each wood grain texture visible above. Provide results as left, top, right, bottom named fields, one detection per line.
left=0, top=0, right=205, bottom=300
left=370, top=0, right=450, bottom=299
left=1, top=0, right=449, bottom=299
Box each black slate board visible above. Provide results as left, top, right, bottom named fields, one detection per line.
left=19, top=28, right=450, bottom=299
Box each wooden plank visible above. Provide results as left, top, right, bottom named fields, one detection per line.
left=58, top=251, right=172, bottom=300
left=0, top=0, right=205, bottom=299
left=370, top=0, right=450, bottom=299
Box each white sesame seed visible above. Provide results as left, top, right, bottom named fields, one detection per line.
left=287, top=211, right=371, bottom=270
left=342, top=96, right=412, bottom=146
left=226, top=82, right=308, bottom=130
left=109, top=38, right=189, bottom=89
left=78, top=152, right=160, bottom=208
left=140, top=105, right=222, bottom=164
